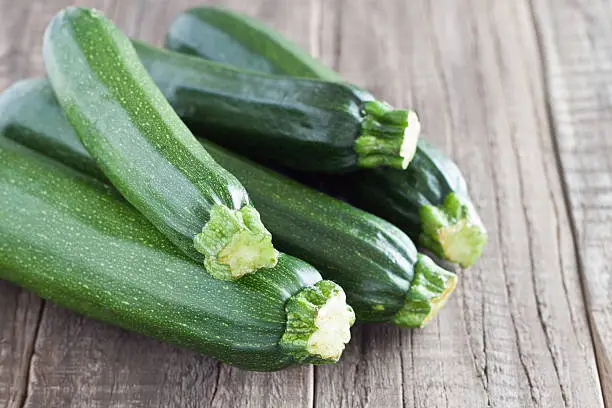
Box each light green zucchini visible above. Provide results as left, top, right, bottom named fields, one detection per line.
left=43, top=7, right=279, bottom=280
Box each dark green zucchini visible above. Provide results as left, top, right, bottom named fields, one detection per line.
left=43, top=7, right=279, bottom=281
left=0, top=78, right=456, bottom=327
left=166, top=7, right=487, bottom=267
left=165, top=5, right=342, bottom=81
left=131, top=40, right=420, bottom=173
left=0, top=135, right=355, bottom=371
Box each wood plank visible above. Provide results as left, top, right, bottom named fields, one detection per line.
left=317, top=0, right=604, bottom=406
left=0, top=283, right=42, bottom=408
left=315, top=325, right=404, bottom=408
left=529, top=0, right=612, bottom=404
left=23, top=303, right=310, bottom=408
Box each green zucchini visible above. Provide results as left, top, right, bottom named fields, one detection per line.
left=0, top=135, right=355, bottom=371
left=43, top=7, right=279, bottom=281
left=0, top=78, right=457, bottom=327
left=166, top=7, right=487, bottom=267
left=165, top=6, right=342, bottom=81
left=131, top=41, right=420, bottom=173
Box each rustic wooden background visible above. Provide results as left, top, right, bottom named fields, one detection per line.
left=0, top=0, right=610, bottom=407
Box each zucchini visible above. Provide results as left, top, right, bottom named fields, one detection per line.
left=165, top=6, right=342, bottom=81
left=131, top=40, right=420, bottom=173
left=166, top=7, right=487, bottom=267
left=43, top=7, right=279, bottom=281
left=0, top=78, right=457, bottom=327
left=0, top=135, right=355, bottom=371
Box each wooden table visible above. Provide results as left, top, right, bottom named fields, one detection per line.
left=0, top=0, right=609, bottom=406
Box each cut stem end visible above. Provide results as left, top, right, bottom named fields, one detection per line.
left=194, top=204, right=279, bottom=280
left=391, top=254, right=457, bottom=328
left=419, top=193, right=487, bottom=267
left=355, top=100, right=421, bottom=170
left=280, top=280, right=355, bottom=365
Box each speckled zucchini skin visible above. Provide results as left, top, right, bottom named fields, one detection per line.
left=165, top=7, right=486, bottom=266
left=0, top=78, right=426, bottom=323
left=43, top=7, right=277, bottom=274
left=0, top=136, right=323, bottom=371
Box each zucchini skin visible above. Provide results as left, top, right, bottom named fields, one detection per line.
left=43, top=8, right=279, bottom=280
left=0, top=78, right=428, bottom=323
left=165, top=7, right=487, bottom=266
left=0, top=136, right=323, bottom=372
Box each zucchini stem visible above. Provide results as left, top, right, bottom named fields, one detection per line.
left=280, top=280, right=355, bottom=364
left=418, top=192, right=487, bottom=267
left=194, top=204, right=279, bottom=280
left=391, top=254, right=457, bottom=328
left=355, top=100, right=420, bottom=170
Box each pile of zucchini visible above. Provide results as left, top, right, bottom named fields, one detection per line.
left=0, top=6, right=486, bottom=371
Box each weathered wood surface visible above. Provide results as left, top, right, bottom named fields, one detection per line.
left=0, top=0, right=608, bottom=407
left=529, top=0, right=612, bottom=405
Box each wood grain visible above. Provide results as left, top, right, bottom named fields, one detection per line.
left=0, top=0, right=610, bottom=406
left=0, top=283, right=42, bottom=408
left=529, top=0, right=612, bottom=404
left=320, top=0, right=604, bottom=406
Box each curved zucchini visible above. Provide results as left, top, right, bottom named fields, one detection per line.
left=0, top=136, right=354, bottom=371
left=43, top=7, right=279, bottom=280
left=0, top=78, right=456, bottom=327
left=166, top=7, right=487, bottom=266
